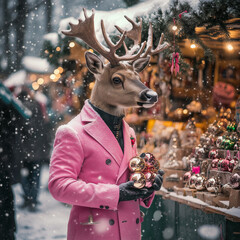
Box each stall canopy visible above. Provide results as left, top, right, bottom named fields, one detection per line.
left=58, top=0, right=200, bottom=46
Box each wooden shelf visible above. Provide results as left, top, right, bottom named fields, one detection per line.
left=156, top=189, right=240, bottom=222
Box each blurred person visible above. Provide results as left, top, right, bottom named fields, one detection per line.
left=0, top=83, right=31, bottom=240
left=17, top=87, right=46, bottom=211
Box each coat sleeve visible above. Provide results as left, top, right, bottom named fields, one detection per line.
left=129, top=127, right=155, bottom=208
left=48, top=125, right=120, bottom=211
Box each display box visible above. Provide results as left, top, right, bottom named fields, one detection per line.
left=229, top=189, right=240, bottom=208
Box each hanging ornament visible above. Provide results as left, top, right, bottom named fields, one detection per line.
left=171, top=52, right=180, bottom=76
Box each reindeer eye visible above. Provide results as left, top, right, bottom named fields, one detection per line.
left=112, top=77, right=122, bottom=85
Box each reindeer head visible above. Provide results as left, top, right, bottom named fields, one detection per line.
left=62, top=9, right=169, bottom=116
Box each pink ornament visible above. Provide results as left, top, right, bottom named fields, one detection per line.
left=218, top=159, right=230, bottom=172
left=208, top=149, right=218, bottom=159
left=171, top=52, right=179, bottom=76
left=211, top=159, right=219, bottom=170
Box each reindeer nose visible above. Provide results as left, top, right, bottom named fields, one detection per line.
left=139, top=89, right=158, bottom=103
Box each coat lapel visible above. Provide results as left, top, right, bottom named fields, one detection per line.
left=81, top=100, right=123, bottom=166
left=116, top=120, right=133, bottom=183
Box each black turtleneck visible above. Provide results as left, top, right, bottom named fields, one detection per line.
left=89, top=101, right=124, bottom=153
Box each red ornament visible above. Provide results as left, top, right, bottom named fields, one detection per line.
left=211, top=158, right=219, bottom=170
left=218, top=159, right=230, bottom=172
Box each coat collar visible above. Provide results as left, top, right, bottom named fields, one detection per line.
left=81, top=100, right=125, bottom=166
left=81, top=100, right=133, bottom=180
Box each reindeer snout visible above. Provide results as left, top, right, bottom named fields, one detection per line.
left=139, top=89, right=158, bottom=103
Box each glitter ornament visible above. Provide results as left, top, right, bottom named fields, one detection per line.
left=195, top=175, right=206, bottom=191
left=129, top=153, right=160, bottom=188
left=130, top=172, right=146, bottom=189
left=129, top=157, right=146, bottom=172
left=218, top=159, right=230, bottom=172
left=189, top=174, right=199, bottom=189
left=230, top=173, right=240, bottom=189
left=206, top=177, right=221, bottom=193
left=211, top=159, right=219, bottom=170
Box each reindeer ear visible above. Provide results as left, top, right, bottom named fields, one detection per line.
left=85, top=52, right=104, bottom=74
left=133, top=56, right=150, bottom=73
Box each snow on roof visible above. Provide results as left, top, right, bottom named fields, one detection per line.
left=22, top=56, right=54, bottom=74
left=59, top=0, right=200, bottom=45
left=43, top=32, right=59, bottom=47
left=4, top=70, right=27, bottom=87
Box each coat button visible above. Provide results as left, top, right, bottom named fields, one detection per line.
left=136, top=218, right=140, bottom=224
left=106, top=159, right=111, bottom=165
left=105, top=206, right=109, bottom=209
left=100, top=205, right=104, bottom=209
left=109, top=219, right=115, bottom=225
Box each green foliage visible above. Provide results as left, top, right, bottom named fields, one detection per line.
left=42, top=0, right=238, bottom=71
left=123, top=0, right=140, bottom=7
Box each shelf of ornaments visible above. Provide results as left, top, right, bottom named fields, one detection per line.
left=155, top=187, right=240, bottom=222
left=171, top=121, right=240, bottom=209
left=160, top=117, right=240, bottom=209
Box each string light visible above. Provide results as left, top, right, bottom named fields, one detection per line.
left=37, top=78, right=44, bottom=85
left=54, top=69, right=60, bottom=75
left=227, top=44, right=233, bottom=51
left=172, top=25, right=178, bottom=31
left=190, top=43, right=196, bottom=49
left=88, top=49, right=94, bottom=53
left=89, top=82, right=95, bottom=90
left=69, top=42, right=75, bottom=48
left=58, top=67, right=64, bottom=73
left=32, top=82, right=39, bottom=90
left=56, top=47, right=61, bottom=51
left=50, top=74, right=56, bottom=80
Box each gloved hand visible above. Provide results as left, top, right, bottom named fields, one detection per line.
left=119, top=181, right=154, bottom=202
left=152, top=169, right=164, bottom=191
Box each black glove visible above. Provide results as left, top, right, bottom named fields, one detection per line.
left=152, top=169, right=164, bottom=191
left=119, top=181, right=154, bottom=202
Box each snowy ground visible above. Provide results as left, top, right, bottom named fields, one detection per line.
left=13, top=164, right=71, bottom=240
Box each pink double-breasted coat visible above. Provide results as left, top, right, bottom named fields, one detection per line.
left=48, top=100, right=154, bottom=240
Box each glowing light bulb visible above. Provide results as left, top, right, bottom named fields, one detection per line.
left=37, top=78, right=44, bottom=85
left=56, top=47, right=61, bottom=51
left=190, top=43, right=196, bottom=49
left=32, top=82, right=39, bottom=90
left=227, top=44, right=233, bottom=51
left=172, top=25, right=178, bottom=31
left=69, top=42, right=75, bottom=48
left=54, top=69, right=60, bottom=75
left=58, top=67, right=64, bottom=73
left=50, top=74, right=56, bottom=80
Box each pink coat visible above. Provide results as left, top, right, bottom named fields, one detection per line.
left=48, top=100, right=154, bottom=240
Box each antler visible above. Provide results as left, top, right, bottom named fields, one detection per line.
left=116, top=16, right=169, bottom=58
left=62, top=9, right=146, bottom=66
left=141, top=22, right=170, bottom=58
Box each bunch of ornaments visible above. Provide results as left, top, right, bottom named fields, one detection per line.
left=128, top=153, right=160, bottom=189
left=183, top=150, right=240, bottom=194
left=199, top=110, right=240, bottom=152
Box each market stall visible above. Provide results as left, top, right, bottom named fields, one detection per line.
left=40, top=1, right=240, bottom=239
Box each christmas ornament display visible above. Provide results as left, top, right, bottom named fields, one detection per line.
left=206, top=177, right=221, bottom=193
left=229, top=173, right=240, bottom=189
left=129, top=153, right=160, bottom=189
left=189, top=174, right=199, bottom=189
left=195, top=175, right=206, bottom=191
